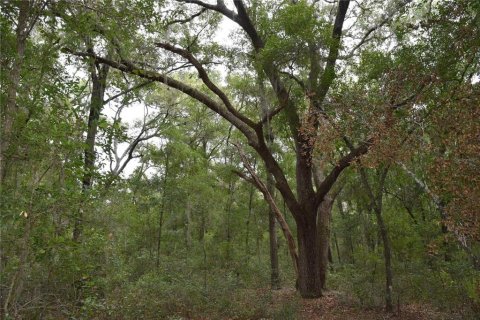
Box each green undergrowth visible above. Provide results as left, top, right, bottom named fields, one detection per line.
left=75, top=254, right=300, bottom=320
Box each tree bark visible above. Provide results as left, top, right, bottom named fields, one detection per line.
left=313, top=157, right=339, bottom=289
left=337, top=199, right=354, bottom=263
left=334, top=232, right=341, bottom=264
left=245, top=183, right=254, bottom=255
left=225, top=179, right=235, bottom=260
left=156, top=151, right=170, bottom=269
left=258, top=77, right=280, bottom=289
left=296, top=216, right=322, bottom=298
left=378, top=211, right=394, bottom=313
left=317, top=197, right=333, bottom=289
left=268, top=172, right=280, bottom=289
left=73, top=59, right=109, bottom=242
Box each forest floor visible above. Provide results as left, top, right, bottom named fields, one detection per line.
left=270, top=288, right=457, bottom=320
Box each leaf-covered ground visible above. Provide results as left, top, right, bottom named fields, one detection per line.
left=271, top=288, right=460, bottom=320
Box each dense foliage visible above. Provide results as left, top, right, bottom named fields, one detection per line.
left=1, top=0, right=479, bottom=319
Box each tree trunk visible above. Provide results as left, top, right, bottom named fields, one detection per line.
left=245, top=183, right=254, bottom=255
left=185, top=200, right=192, bottom=250
left=337, top=199, right=355, bottom=263
left=156, top=151, right=169, bottom=269
left=258, top=76, right=280, bottom=289
left=225, top=180, right=234, bottom=260
left=312, top=158, right=337, bottom=289
left=267, top=173, right=280, bottom=289
left=359, top=167, right=394, bottom=312
left=0, top=1, right=30, bottom=184
left=235, top=147, right=299, bottom=279
left=377, top=211, right=394, bottom=312
left=334, top=231, right=341, bottom=264
left=317, top=197, right=333, bottom=289
left=201, top=210, right=208, bottom=290
left=73, top=60, right=109, bottom=241
left=296, top=216, right=322, bottom=298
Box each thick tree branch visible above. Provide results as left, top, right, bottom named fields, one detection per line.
left=178, top=0, right=300, bottom=138
left=232, top=0, right=265, bottom=50
left=64, top=48, right=303, bottom=215
left=63, top=48, right=259, bottom=146
left=314, top=0, right=350, bottom=108
left=177, top=0, right=237, bottom=20
left=155, top=42, right=257, bottom=128
left=314, top=138, right=371, bottom=208
left=280, top=70, right=307, bottom=90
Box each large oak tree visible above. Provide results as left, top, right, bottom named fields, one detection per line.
left=59, top=0, right=479, bottom=299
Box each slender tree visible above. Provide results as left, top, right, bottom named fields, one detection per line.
left=359, top=167, right=394, bottom=312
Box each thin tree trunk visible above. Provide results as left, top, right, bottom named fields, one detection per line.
left=156, top=152, right=170, bottom=269
left=73, top=59, right=109, bottom=242
left=225, top=180, right=235, bottom=260
left=267, top=172, right=280, bottom=289
left=334, top=231, right=341, bottom=264
left=245, top=183, right=255, bottom=255
left=258, top=77, right=280, bottom=288
left=235, top=147, right=299, bottom=279
left=1, top=1, right=30, bottom=184
left=317, top=197, right=333, bottom=289
left=202, top=210, right=208, bottom=291
left=156, top=199, right=165, bottom=269
left=337, top=199, right=355, bottom=264
left=375, top=207, right=394, bottom=313
left=359, top=167, right=394, bottom=312
left=185, top=200, right=192, bottom=250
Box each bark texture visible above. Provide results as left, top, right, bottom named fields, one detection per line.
left=317, top=197, right=333, bottom=289
left=73, top=60, right=109, bottom=241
